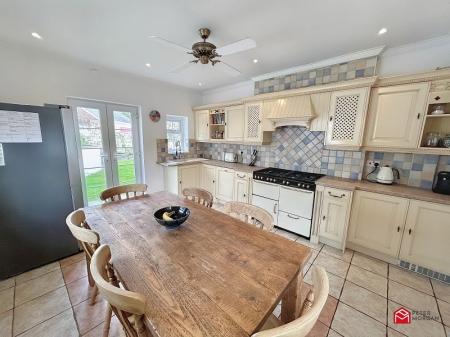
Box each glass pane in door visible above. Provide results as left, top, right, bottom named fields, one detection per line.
left=112, top=110, right=137, bottom=185
left=76, top=107, right=108, bottom=205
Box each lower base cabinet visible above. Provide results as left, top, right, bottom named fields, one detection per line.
left=347, top=190, right=409, bottom=257
left=216, top=168, right=235, bottom=201
left=234, top=172, right=250, bottom=203
left=200, top=165, right=216, bottom=196
left=399, top=200, right=450, bottom=275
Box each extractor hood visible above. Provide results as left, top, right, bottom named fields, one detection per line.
left=264, top=95, right=315, bottom=128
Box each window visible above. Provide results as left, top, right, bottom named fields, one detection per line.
left=166, top=115, right=188, bottom=154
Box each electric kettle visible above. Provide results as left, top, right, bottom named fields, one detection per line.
left=376, top=165, right=400, bottom=185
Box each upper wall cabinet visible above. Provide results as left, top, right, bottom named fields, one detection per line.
left=225, top=105, right=244, bottom=141
left=195, top=110, right=209, bottom=141
left=364, top=82, right=430, bottom=149
left=325, top=87, right=370, bottom=148
left=243, top=101, right=273, bottom=143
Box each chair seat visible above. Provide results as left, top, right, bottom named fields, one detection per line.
left=259, top=314, right=282, bottom=331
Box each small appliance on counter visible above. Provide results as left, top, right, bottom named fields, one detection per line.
left=433, top=171, right=450, bottom=195
left=223, top=152, right=238, bottom=163
left=376, top=165, right=400, bottom=185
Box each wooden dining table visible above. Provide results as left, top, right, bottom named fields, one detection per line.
left=85, top=191, right=311, bottom=337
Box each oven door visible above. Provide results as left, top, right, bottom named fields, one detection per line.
left=278, top=185, right=314, bottom=219
left=251, top=194, right=278, bottom=227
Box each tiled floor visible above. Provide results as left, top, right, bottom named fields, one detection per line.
left=1, top=228, right=450, bottom=337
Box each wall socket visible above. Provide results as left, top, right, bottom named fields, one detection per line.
left=367, top=160, right=381, bottom=167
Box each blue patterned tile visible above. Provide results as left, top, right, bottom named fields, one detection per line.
left=336, top=157, right=344, bottom=164
left=350, top=172, right=359, bottom=180
left=420, top=180, right=433, bottom=189
left=424, top=155, right=439, bottom=164
left=374, top=152, right=384, bottom=160
left=412, top=162, right=423, bottom=171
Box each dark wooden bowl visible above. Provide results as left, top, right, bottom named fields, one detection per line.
left=154, top=206, right=190, bottom=229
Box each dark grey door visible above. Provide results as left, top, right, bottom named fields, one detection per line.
left=0, top=103, right=79, bottom=279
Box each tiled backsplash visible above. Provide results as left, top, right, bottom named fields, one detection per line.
left=254, top=56, right=377, bottom=95
left=156, top=139, right=198, bottom=163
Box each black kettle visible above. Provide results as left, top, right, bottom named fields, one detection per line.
left=432, top=171, right=450, bottom=195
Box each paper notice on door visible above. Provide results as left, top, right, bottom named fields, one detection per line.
left=0, top=110, right=42, bottom=143
left=0, top=144, right=5, bottom=166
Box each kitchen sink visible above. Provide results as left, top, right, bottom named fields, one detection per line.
left=164, top=158, right=209, bottom=166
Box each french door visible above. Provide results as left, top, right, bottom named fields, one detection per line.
left=69, top=99, right=142, bottom=206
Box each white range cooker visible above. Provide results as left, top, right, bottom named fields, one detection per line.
left=251, top=168, right=324, bottom=238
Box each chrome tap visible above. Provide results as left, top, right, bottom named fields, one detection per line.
left=174, top=140, right=182, bottom=159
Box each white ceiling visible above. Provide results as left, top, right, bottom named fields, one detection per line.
left=0, top=0, right=449, bottom=90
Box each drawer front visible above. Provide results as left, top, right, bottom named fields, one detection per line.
left=324, top=187, right=350, bottom=200
left=279, top=186, right=314, bottom=219
left=252, top=181, right=279, bottom=200
left=278, top=211, right=311, bottom=237
left=235, top=171, right=250, bottom=180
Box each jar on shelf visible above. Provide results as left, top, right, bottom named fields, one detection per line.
left=425, top=132, right=441, bottom=147
left=443, top=134, right=450, bottom=148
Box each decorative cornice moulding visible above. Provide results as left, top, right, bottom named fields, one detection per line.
left=251, top=46, right=385, bottom=82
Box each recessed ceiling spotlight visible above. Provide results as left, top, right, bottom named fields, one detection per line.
left=378, top=27, right=388, bottom=35
left=198, top=82, right=202, bottom=87
left=145, top=63, right=151, bottom=68
left=253, top=59, right=258, bottom=63
left=31, top=32, right=43, bottom=40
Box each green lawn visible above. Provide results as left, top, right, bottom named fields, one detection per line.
left=86, top=159, right=136, bottom=202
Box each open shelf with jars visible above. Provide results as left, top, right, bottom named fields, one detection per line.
left=209, top=108, right=226, bottom=140
left=419, top=93, right=450, bottom=151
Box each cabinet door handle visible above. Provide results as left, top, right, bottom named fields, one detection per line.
left=237, top=174, right=246, bottom=178
left=397, top=226, right=401, bottom=232
left=243, top=193, right=246, bottom=197
left=273, top=203, right=278, bottom=214
left=328, top=191, right=345, bottom=198
left=408, top=228, right=412, bottom=235
left=287, top=214, right=300, bottom=220
left=179, top=181, right=182, bottom=185
left=212, top=180, right=215, bottom=183
left=417, top=113, right=421, bottom=119
left=322, top=215, right=326, bottom=220
left=329, top=116, right=333, bottom=122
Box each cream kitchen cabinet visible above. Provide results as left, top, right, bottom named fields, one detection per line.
left=399, top=200, right=450, bottom=275
left=216, top=167, right=235, bottom=201
left=318, top=187, right=352, bottom=250
left=364, top=82, right=430, bottom=149
left=325, top=87, right=370, bottom=148
left=195, top=110, right=210, bottom=141
left=244, top=101, right=263, bottom=142
left=163, top=164, right=200, bottom=196
left=200, top=165, right=217, bottom=197
left=233, top=171, right=251, bottom=203
left=347, top=190, right=409, bottom=257
left=225, top=105, right=245, bottom=141
left=309, top=92, right=332, bottom=132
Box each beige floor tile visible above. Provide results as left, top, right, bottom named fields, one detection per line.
left=13, top=286, right=71, bottom=336
left=16, top=309, right=78, bottom=337
left=327, top=330, right=343, bottom=337
left=314, top=252, right=349, bottom=278
left=438, top=300, right=450, bottom=327
left=73, top=298, right=109, bottom=335
left=67, top=276, right=97, bottom=306
left=319, top=295, right=338, bottom=327
left=82, top=315, right=125, bottom=337
left=296, top=236, right=324, bottom=250
left=432, top=279, right=450, bottom=304
left=331, top=302, right=386, bottom=337
left=321, top=245, right=353, bottom=263
left=303, top=263, right=312, bottom=276
left=306, top=320, right=329, bottom=337
left=351, top=252, right=387, bottom=277
left=15, top=269, right=65, bottom=306
left=387, top=300, right=446, bottom=337
left=389, top=280, right=441, bottom=322
left=276, top=228, right=300, bottom=241
left=346, top=265, right=387, bottom=297
left=15, top=262, right=60, bottom=285
left=305, top=267, right=344, bottom=299
left=308, top=249, right=319, bottom=265
left=340, top=281, right=387, bottom=324
left=59, top=252, right=85, bottom=268
left=0, top=310, right=13, bottom=337
left=388, top=327, right=407, bottom=337
left=389, top=265, right=433, bottom=295
left=62, top=259, right=88, bottom=284
left=0, top=287, right=14, bottom=314
left=0, top=278, right=15, bottom=291
left=445, top=325, right=449, bottom=337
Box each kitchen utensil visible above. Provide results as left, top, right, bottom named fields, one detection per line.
left=224, top=152, right=238, bottom=163
left=376, top=165, right=400, bottom=185
left=154, top=206, right=190, bottom=229
left=249, top=149, right=258, bottom=166
left=433, top=171, right=450, bottom=195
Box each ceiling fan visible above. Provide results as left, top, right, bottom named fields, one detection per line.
left=149, top=28, right=256, bottom=77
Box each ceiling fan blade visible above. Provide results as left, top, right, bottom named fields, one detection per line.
left=216, top=38, right=256, bottom=56
left=169, top=62, right=194, bottom=73
left=215, top=61, right=241, bottom=77
left=149, top=36, right=191, bottom=53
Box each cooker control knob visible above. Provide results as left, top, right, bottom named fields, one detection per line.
left=305, top=184, right=310, bottom=189
left=286, top=181, right=290, bottom=185
left=297, top=183, right=301, bottom=186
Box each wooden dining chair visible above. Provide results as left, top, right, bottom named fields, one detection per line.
left=252, top=266, right=329, bottom=337
left=65, top=209, right=100, bottom=305
left=90, top=244, right=151, bottom=337
left=100, top=183, right=147, bottom=202
left=223, top=201, right=274, bottom=231
left=182, top=187, right=214, bottom=208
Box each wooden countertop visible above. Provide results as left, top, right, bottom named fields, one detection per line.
left=158, top=159, right=262, bottom=173
left=317, top=176, right=450, bottom=206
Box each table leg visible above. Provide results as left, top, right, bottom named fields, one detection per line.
left=280, top=270, right=303, bottom=323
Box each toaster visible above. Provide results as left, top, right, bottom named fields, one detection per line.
left=223, top=152, right=238, bottom=163
left=433, top=171, right=450, bottom=195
